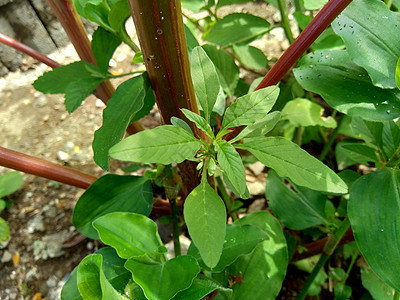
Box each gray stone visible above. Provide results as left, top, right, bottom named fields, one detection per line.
left=33, top=230, right=68, bottom=260
left=57, top=150, right=70, bottom=161
left=247, top=198, right=265, bottom=213
left=247, top=181, right=265, bottom=196
left=248, top=161, right=265, bottom=176
left=1, top=250, right=12, bottom=263
left=27, top=215, right=45, bottom=233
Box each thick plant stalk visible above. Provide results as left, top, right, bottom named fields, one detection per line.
left=46, top=0, right=143, bottom=133
left=0, top=147, right=172, bottom=215
left=129, top=0, right=202, bottom=192
left=0, top=33, right=61, bottom=69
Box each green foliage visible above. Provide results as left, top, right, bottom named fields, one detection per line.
left=348, top=169, right=400, bottom=291
left=266, top=170, right=330, bottom=230
left=93, top=75, right=146, bottom=170
left=294, top=50, right=400, bottom=120
left=174, top=277, right=232, bottom=300
left=91, top=27, right=121, bottom=74
left=0, top=171, right=23, bottom=198
left=237, top=137, right=348, bottom=194
left=183, top=181, right=227, bottom=269
left=360, top=265, right=395, bottom=299
left=181, top=109, right=214, bottom=139
left=335, top=141, right=379, bottom=170
left=232, top=44, right=268, bottom=70
left=0, top=217, right=10, bottom=244
left=72, top=175, right=152, bottom=239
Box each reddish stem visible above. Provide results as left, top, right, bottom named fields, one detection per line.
left=0, top=33, right=61, bottom=69
left=291, top=228, right=355, bottom=261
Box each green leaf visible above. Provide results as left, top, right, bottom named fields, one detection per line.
left=230, top=111, right=281, bottom=143
left=125, top=256, right=200, bottom=300
left=65, top=79, right=103, bottom=112
left=181, top=0, right=205, bottom=12
left=0, top=217, right=10, bottom=243
left=381, top=120, right=400, bottom=161
left=265, top=170, right=329, bottom=230
left=221, top=86, right=279, bottom=130
left=203, top=13, right=270, bottom=46
left=75, top=0, right=113, bottom=32
left=232, top=44, right=268, bottom=70
left=181, top=108, right=214, bottom=139
left=237, top=136, right=348, bottom=194
left=109, top=125, right=202, bottom=164
left=174, top=277, right=232, bottom=300
left=396, top=57, right=400, bottom=90
left=348, top=168, right=400, bottom=291
left=303, top=0, right=328, bottom=10
left=93, top=212, right=166, bottom=263
left=190, top=46, right=220, bottom=122
left=91, top=27, right=121, bottom=74
left=77, top=254, right=121, bottom=300
left=335, top=141, right=379, bottom=170
left=73, top=175, right=152, bottom=239
left=187, top=224, right=268, bottom=272
left=132, top=52, right=144, bottom=63
left=0, top=171, right=23, bottom=198
left=227, top=211, right=288, bottom=300
left=0, top=200, right=5, bottom=211
left=171, top=117, right=193, bottom=135
left=332, top=0, right=400, bottom=89
left=312, top=27, right=344, bottom=51
left=129, top=75, right=156, bottom=123
left=93, top=76, right=145, bottom=170
left=360, top=265, right=395, bottom=300
left=61, top=267, right=82, bottom=300
left=183, top=182, right=227, bottom=268
left=108, top=0, right=131, bottom=33
left=351, top=117, right=384, bottom=147
left=281, top=98, right=336, bottom=128
left=294, top=50, right=400, bottom=121
left=185, top=25, right=199, bottom=53
left=215, top=140, right=247, bottom=197
left=203, top=44, right=239, bottom=97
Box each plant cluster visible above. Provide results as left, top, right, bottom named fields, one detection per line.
left=1, top=0, right=400, bottom=299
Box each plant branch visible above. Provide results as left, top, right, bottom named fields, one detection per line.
left=0, top=147, right=172, bottom=215
left=277, top=0, right=294, bottom=44
left=0, top=33, right=61, bottom=69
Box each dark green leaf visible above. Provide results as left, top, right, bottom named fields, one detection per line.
left=381, top=120, right=400, bottom=160
left=312, top=27, right=344, bottom=51
left=187, top=224, right=268, bottom=272
left=190, top=46, right=220, bottom=122
left=181, top=108, right=214, bottom=138
left=184, top=181, right=227, bottom=268
left=335, top=141, right=379, bottom=170
left=217, top=0, right=252, bottom=7
left=61, top=268, right=82, bottom=300
left=129, top=76, right=156, bottom=123
left=125, top=256, right=200, bottom=300
left=266, top=170, right=329, bottom=230
left=215, top=140, right=247, bottom=197
left=65, top=78, right=102, bottom=112
left=294, top=50, right=400, bottom=120
left=72, top=174, right=152, bottom=239
left=0, top=171, right=23, bottom=198
left=360, top=265, right=395, bottom=300
left=171, top=117, right=194, bottom=135
left=108, top=0, right=130, bottom=32
left=232, top=44, right=268, bottom=70
left=228, top=211, right=288, bottom=300
left=203, top=13, right=270, bottom=46
left=109, top=125, right=202, bottom=164
left=348, top=168, right=400, bottom=291
left=351, top=117, right=384, bottom=147
left=93, top=212, right=166, bottom=263
left=93, top=76, right=145, bottom=170
left=174, top=277, right=232, bottom=300
left=185, top=24, right=199, bottom=53
left=238, top=136, right=348, bottom=194
left=203, top=44, right=239, bottom=97
left=332, top=0, right=400, bottom=88
left=91, top=27, right=121, bottom=73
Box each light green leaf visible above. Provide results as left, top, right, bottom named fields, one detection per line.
left=303, top=0, right=328, bottom=10
left=0, top=171, right=23, bottom=198
left=361, top=265, right=395, bottom=300
left=281, top=98, right=336, bottom=128
left=190, top=46, right=220, bottom=122
left=0, top=217, right=10, bottom=243
left=125, top=256, right=200, bottom=300
left=61, top=268, right=82, bottom=300
left=181, top=108, right=214, bottom=138
left=215, top=140, right=247, bottom=197
left=72, top=175, right=152, bottom=240
left=203, top=13, right=270, bottom=46
left=294, top=50, right=400, bottom=121
left=231, top=111, right=281, bottom=143
left=396, top=57, right=400, bottom=90
left=312, top=27, right=344, bottom=51
left=232, top=44, right=268, bottom=70
left=108, top=0, right=131, bottom=33
left=171, top=117, right=193, bottom=135
left=187, top=224, right=268, bottom=272
left=237, top=136, right=348, bottom=194
left=203, top=44, right=239, bottom=97
left=183, top=182, right=227, bottom=268
left=181, top=0, right=205, bottom=12
left=93, top=76, right=145, bottom=170
left=174, top=277, right=232, bottom=300
left=217, top=0, right=252, bottom=7
left=265, top=170, right=329, bottom=230
left=332, top=0, right=400, bottom=89
left=93, top=212, right=166, bottom=263
left=184, top=25, right=199, bottom=53
left=222, top=86, right=279, bottom=130
left=91, top=27, right=121, bottom=74
left=109, top=125, right=202, bottom=164
left=348, top=169, right=400, bottom=291
left=228, top=211, right=288, bottom=300
left=335, top=141, right=379, bottom=170
left=0, top=200, right=5, bottom=211
left=132, top=52, right=144, bottom=63
left=77, top=254, right=121, bottom=300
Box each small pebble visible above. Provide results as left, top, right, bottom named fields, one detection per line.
left=1, top=250, right=12, bottom=263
